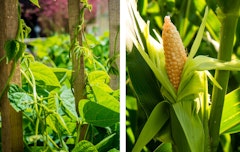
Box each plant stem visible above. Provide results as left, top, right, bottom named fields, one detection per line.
left=203, top=72, right=210, bottom=152
left=209, top=14, right=239, bottom=152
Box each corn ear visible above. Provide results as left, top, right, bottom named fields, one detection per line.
left=162, top=16, right=187, bottom=90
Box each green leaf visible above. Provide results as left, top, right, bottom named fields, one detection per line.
left=15, top=41, right=26, bottom=62
left=188, top=7, right=209, bottom=59
left=132, top=101, right=169, bottom=152
left=4, top=40, right=19, bottom=63
left=79, top=99, right=119, bottom=127
left=88, top=71, right=113, bottom=93
left=8, top=84, right=33, bottom=112
left=126, top=96, right=137, bottom=111
left=60, top=89, right=78, bottom=121
left=154, top=143, right=172, bottom=152
left=72, top=140, right=98, bottom=152
left=127, top=46, right=162, bottom=116
left=46, top=113, right=71, bottom=135
left=178, top=72, right=204, bottom=101
left=95, top=133, right=116, bottom=151
left=220, top=88, right=240, bottom=134
left=171, top=100, right=204, bottom=152
left=30, top=0, right=40, bottom=8
left=47, top=91, right=58, bottom=112
left=30, top=62, right=61, bottom=88
left=92, top=86, right=119, bottom=113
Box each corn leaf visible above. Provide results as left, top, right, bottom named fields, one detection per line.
left=127, top=46, right=162, bottom=116
left=188, top=7, right=209, bottom=59
left=220, top=88, right=240, bottom=134
left=132, top=101, right=170, bottom=152
left=154, top=143, right=172, bottom=152
left=172, top=100, right=204, bottom=152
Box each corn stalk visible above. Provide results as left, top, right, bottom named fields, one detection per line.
left=209, top=1, right=240, bottom=151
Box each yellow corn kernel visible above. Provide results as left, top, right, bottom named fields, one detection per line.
left=162, top=16, right=187, bottom=90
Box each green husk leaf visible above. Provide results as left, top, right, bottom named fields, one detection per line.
left=132, top=101, right=170, bottom=152
left=177, top=72, right=204, bottom=101
left=188, top=7, right=209, bottom=59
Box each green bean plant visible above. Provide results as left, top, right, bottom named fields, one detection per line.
left=1, top=0, right=119, bottom=151
left=126, top=0, right=240, bottom=151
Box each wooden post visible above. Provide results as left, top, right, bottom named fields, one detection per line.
left=68, top=0, right=85, bottom=113
left=108, top=0, right=120, bottom=90
left=68, top=0, right=87, bottom=141
left=0, top=0, right=24, bottom=151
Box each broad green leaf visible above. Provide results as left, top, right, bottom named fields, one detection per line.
left=30, top=0, right=40, bottom=8
left=79, top=99, right=119, bottom=127
left=220, top=88, right=240, bottom=134
left=30, top=62, right=60, bottom=88
left=92, top=86, right=119, bottom=113
left=60, top=89, right=78, bottom=121
left=172, top=100, right=204, bottom=152
left=72, top=140, right=98, bottom=152
left=132, top=102, right=169, bottom=152
left=88, top=71, right=113, bottom=93
left=8, top=84, right=33, bottom=112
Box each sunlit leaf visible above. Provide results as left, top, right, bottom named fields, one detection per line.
left=30, top=62, right=61, bottom=88
left=30, top=0, right=40, bottom=8
left=72, top=140, right=98, bottom=152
